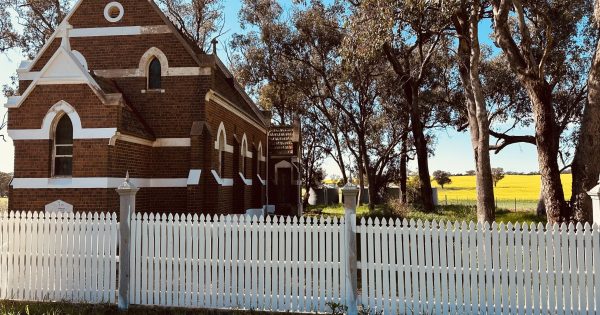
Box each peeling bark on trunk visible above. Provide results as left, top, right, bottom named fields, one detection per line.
left=491, top=0, right=569, bottom=224
left=406, top=85, right=434, bottom=212
left=358, top=154, right=365, bottom=206
left=571, top=37, right=600, bottom=222
left=400, top=131, right=408, bottom=204
left=537, top=187, right=547, bottom=217
left=527, top=81, right=569, bottom=223
left=453, top=5, right=495, bottom=223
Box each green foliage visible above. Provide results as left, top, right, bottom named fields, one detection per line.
left=0, top=301, right=280, bottom=315
left=325, top=302, right=347, bottom=315
left=431, top=170, right=452, bottom=188
left=492, top=168, right=505, bottom=187
left=0, top=172, right=13, bottom=197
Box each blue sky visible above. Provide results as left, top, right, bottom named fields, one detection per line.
left=0, top=0, right=540, bottom=176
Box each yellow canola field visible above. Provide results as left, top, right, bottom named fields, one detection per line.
left=432, top=174, right=572, bottom=201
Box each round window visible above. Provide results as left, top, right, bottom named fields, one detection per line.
left=103, top=2, right=124, bottom=23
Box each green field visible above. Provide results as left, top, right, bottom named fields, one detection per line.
left=432, top=174, right=572, bottom=210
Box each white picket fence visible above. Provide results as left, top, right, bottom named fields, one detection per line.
left=359, top=218, right=600, bottom=315
left=1, top=210, right=600, bottom=314
left=129, top=213, right=346, bottom=313
left=0, top=211, right=118, bottom=303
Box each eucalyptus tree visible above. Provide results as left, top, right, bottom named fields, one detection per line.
left=233, top=0, right=406, bottom=209
left=571, top=0, right=600, bottom=222
left=450, top=0, right=496, bottom=222
left=489, top=0, right=592, bottom=223
left=345, top=0, right=455, bottom=212
left=156, top=0, right=225, bottom=52
left=0, top=0, right=69, bottom=57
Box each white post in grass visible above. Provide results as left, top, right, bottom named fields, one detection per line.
left=342, top=182, right=359, bottom=315
left=116, top=172, right=138, bottom=310
left=587, top=175, right=600, bottom=225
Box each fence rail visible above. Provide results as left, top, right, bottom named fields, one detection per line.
left=129, top=213, right=346, bottom=313
left=359, top=218, right=600, bottom=314
left=1, top=210, right=600, bottom=314
left=0, top=211, right=118, bottom=303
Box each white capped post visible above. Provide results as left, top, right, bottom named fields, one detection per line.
left=587, top=175, right=600, bottom=225
left=342, top=181, right=359, bottom=315
left=116, top=172, right=139, bottom=310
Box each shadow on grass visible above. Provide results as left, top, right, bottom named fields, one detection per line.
left=0, top=300, right=296, bottom=315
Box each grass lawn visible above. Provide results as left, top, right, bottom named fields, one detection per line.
left=0, top=198, right=7, bottom=212
left=431, top=174, right=572, bottom=211
left=0, top=300, right=291, bottom=315
left=306, top=203, right=546, bottom=225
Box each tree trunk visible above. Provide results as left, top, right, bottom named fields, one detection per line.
left=571, top=37, right=600, bottom=223
left=526, top=82, right=569, bottom=223
left=358, top=155, right=365, bottom=206
left=453, top=5, right=495, bottom=223
left=536, top=187, right=547, bottom=217
left=406, top=86, right=434, bottom=212
left=400, top=132, right=408, bottom=204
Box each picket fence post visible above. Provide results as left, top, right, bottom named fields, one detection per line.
left=116, top=172, right=139, bottom=310
left=587, top=175, right=600, bottom=225
left=342, top=183, right=359, bottom=315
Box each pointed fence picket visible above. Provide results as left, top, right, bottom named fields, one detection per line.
left=128, top=213, right=344, bottom=313
left=359, top=219, right=600, bottom=315
left=2, top=210, right=600, bottom=314
left=0, top=211, right=118, bottom=303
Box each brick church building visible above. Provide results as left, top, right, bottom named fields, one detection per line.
left=5, top=0, right=301, bottom=215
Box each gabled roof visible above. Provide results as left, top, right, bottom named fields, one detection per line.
left=5, top=26, right=123, bottom=108
left=14, top=0, right=268, bottom=126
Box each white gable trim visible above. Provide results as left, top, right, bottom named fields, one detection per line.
left=108, top=132, right=191, bottom=147
left=206, top=90, right=267, bottom=134
left=211, top=170, right=234, bottom=186
left=23, top=0, right=86, bottom=72
left=7, top=100, right=117, bottom=140
left=6, top=46, right=115, bottom=109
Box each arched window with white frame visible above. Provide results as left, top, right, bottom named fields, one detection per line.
left=218, top=129, right=226, bottom=177
left=240, top=136, right=248, bottom=176
left=257, top=142, right=263, bottom=177
left=53, top=114, right=73, bottom=176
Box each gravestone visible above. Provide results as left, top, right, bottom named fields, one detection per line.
left=45, top=199, right=73, bottom=213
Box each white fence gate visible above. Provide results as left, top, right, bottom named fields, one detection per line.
left=0, top=211, right=118, bottom=303
left=2, top=210, right=600, bottom=314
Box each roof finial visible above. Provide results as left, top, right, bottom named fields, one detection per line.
left=211, top=38, right=218, bottom=55
left=60, top=22, right=73, bottom=50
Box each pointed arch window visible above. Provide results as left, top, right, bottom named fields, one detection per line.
left=218, top=131, right=226, bottom=177
left=148, top=57, right=162, bottom=89
left=241, top=140, right=248, bottom=176
left=53, top=114, right=73, bottom=176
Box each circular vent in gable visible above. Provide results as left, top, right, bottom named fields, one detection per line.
left=104, top=2, right=124, bottom=23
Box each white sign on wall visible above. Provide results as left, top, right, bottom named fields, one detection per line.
left=45, top=200, right=74, bottom=213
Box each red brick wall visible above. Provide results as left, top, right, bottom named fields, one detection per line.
left=69, top=0, right=165, bottom=28
left=8, top=84, right=118, bottom=130
left=9, top=188, right=118, bottom=212
left=113, top=76, right=210, bottom=138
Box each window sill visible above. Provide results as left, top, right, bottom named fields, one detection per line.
left=141, top=89, right=165, bottom=94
